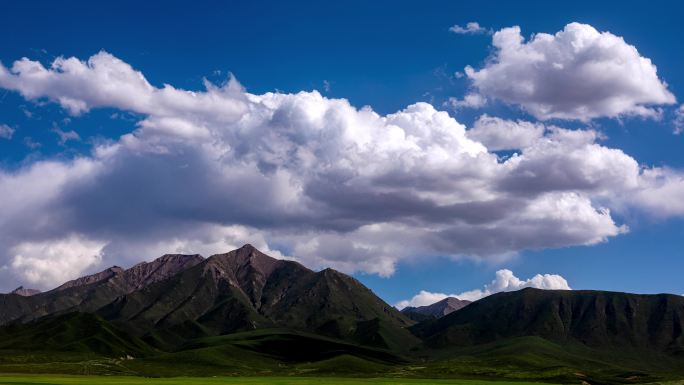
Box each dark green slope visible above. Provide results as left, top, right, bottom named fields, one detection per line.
left=0, top=312, right=152, bottom=357
left=413, top=287, right=684, bottom=353
left=410, top=335, right=684, bottom=384
left=261, top=268, right=418, bottom=350
left=126, top=329, right=402, bottom=377
left=0, top=316, right=401, bottom=377
left=404, top=288, right=684, bottom=383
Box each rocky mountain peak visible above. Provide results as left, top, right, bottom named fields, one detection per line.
left=54, top=265, right=124, bottom=292
left=401, top=296, right=472, bottom=320
left=209, top=244, right=285, bottom=278
left=10, top=286, right=41, bottom=296
left=125, top=253, right=204, bottom=290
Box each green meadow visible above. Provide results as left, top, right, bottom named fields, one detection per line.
left=0, top=375, right=563, bottom=385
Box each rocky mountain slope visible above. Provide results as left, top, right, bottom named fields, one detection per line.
left=401, top=297, right=471, bottom=321
left=0, top=253, right=204, bottom=324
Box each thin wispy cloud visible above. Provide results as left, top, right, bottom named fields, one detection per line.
left=0, top=124, right=14, bottom=140
left=450, top=22, right=491, bottom=35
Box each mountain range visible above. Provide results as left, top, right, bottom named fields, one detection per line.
left=1, top=245, right=683, bottom=383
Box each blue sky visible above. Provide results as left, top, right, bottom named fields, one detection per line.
left=1, top=1, right=683, bottom=306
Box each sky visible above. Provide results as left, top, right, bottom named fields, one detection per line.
left=1, top=0, right=683, bottom=307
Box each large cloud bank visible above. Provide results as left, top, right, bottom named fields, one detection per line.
left=0, top=28, right=683, bottom=289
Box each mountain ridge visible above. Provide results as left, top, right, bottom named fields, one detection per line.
left=401, top=297, right=471, bottom=321
left=0, top=252, right=205, bottom=325
left=412, top=287, right=684, bottom=353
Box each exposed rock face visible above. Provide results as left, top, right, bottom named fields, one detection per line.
left=124, top=254, right=204, bottom=290
left=55, top=266, right=125, bottom=291
left=9, top=287, right=41, bottom=297
left=401, top=297, right=471, bottom=321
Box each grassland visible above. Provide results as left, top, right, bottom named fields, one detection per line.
left=2, top=321, right=684, bottom=384
left=0, top=374, right=562, bottom=385
left=3, top=333, right=684, bottom=384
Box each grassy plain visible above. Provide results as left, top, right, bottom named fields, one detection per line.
left=0, top=374, right=563, bottom=385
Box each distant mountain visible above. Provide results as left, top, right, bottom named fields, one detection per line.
left=401, top=297, right=471, bottom=321
left=9, top=287, right=40, bottom=297
left=412, top=287, right=684, bottom=354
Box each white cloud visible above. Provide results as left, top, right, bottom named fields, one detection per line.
left=456, top=268, right=571, bottom=302
left=450, top=22, right=489, bottom=35
left=396, top=269, right=571, bottom=309
left=0, top=52, right=682, bottom=289
left=675, top=105, right=684, bottom=134
left=626, top=168, right=684, bottom=218
left=396, top=290, right=453, bottom=310
left=467, top=114, right=545, bottom=151
left=9, top=234, right=106, bottom=287
left=465, top=23, right=676, bottom=121
left=446, top=93, right=487, bottom=109
left=52, top=127, right=81, bottom=145
left=23, top=137, right=41, bottom=149
left=0, top=124, right=14, bottom=140
left=0, top=51, right=248, bottom=122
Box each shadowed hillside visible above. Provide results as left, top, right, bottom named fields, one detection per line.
left=412, top=287, right=684, bottom=354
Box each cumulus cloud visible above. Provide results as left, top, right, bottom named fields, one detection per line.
left=396, top=290, right=454, bottom=310
left=467, top=115, right=545, bottom=151
left=465, top=22, right=676, bottom=121
left=456, top=268, right=572, bottom=301
left=0, top=52, right=682, bottom=289
left=396, top=269, right=571, bottom=308
left=9, top=234, right=105, bottom=286
left=0, top=124, right=14, bottom=140
left=625, top=168, right=684, bottom=218
left=450, top=22, right=490, bottom=35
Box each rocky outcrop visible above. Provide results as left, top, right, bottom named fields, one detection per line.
left=9, top=287, right=41, bottom=297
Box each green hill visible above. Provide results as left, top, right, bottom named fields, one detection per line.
left=0, top=312, right=152, bottom=357
left=412, top=287, right=684, bottom=353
